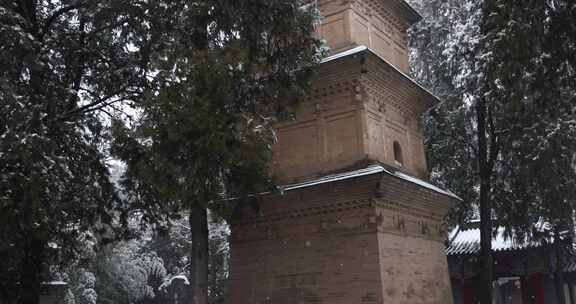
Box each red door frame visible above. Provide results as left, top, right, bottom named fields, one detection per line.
left=462, top=279, right=473, bottom=304
left=532, top=274, right=545, bottom=304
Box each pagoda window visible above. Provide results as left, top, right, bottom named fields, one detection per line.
left=393, top=141, right=403, bottom=166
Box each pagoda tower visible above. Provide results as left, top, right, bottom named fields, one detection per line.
left=227, top=1, right=460, bottom=303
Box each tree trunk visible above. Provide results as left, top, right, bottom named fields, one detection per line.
left=20, top=183, right=44, bottom=304
left=520, top=275, right=531, bottom=304
left=477, top=0, right=497, bottom=302
left=19, top=237, right=44, bottom=304
left=188, top=6, right=210, bottom=304
left=554, top=229, right=567, bottom=304
left=555, top=272, right=567, bottom=304
left=569, top=278, right=575, bottom=304
left=477, top=95, right=493, bottom=304
left=189, top=205, right=209, bottom=304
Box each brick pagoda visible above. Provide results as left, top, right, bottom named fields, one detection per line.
left=227, top=0, right=460, bottom=303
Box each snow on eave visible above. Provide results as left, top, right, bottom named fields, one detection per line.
left=446, top=225, right=545, bottom=255
left=281, top=164, right=460, bottom=201
left=159, top=274, right=190, bottom=291
left=42, top=281, right=67, bottom=286
left=391, top=171, right=462, bottom=201
left=320, top=45, right=368, bottom=64
left=320, top=45, right=441, bottom=106
left=282, top=164, right=385, bottom=191
left=171, top=275, right=190, bottom=285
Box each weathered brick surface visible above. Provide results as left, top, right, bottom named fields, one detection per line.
left=271, top=57, right=365, bottom=183
left=377, top=233, right=453, bottom=304
left=227, top=175, right=455, bottom=304
left=271, top=51, right=435, bottom=183
left=316, top=0, right=418, bottom=72
left=229, top=1, right=454, bottom=303
left=271, top=0, right=434, bottom=184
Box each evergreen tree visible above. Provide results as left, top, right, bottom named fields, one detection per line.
left=110, top=1, right=323, bottom=304
left=408, top=0, right=482, bottom=225
left=410, top=0, right=576, bottom=303
left=481, top=2, right=576, bottom=303
left=0, top=1, right=162, bottom=302
left=474, top=1, right=576, bottom=302
left=409, top=2, right=498, bottom=300
left=93, top=240, right=167, bottom=304
left=144, top=215, right=231, bottom=304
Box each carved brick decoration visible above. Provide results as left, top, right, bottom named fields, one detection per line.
left=227, top=1, right=457, bottom=303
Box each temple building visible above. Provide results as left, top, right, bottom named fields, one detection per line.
left=446, top=221, right=576, bottom=304
left=227, top=0, right=460, bottom=303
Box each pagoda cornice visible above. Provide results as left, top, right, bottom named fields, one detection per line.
left=317, top=46, right=440, bottom=115
left=349, top=0, right=421, bottom=30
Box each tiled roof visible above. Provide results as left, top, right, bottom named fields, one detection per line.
left=446, top=222, right=544, bottom=255
left=446, top=222, right=576, bottom=273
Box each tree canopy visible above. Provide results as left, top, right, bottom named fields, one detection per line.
left=409, top=0, right=576, bottom=302
left=0, top=1, right=157, bottom=302
left=109, top=1, right=323, bottom=304
left=2, top=1, right=322, bottom=303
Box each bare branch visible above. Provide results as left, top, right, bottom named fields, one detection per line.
left=62, top=95, right=139, bottom=120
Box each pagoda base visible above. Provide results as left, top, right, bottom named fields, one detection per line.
left=227, top=167, right=455, bottom=304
